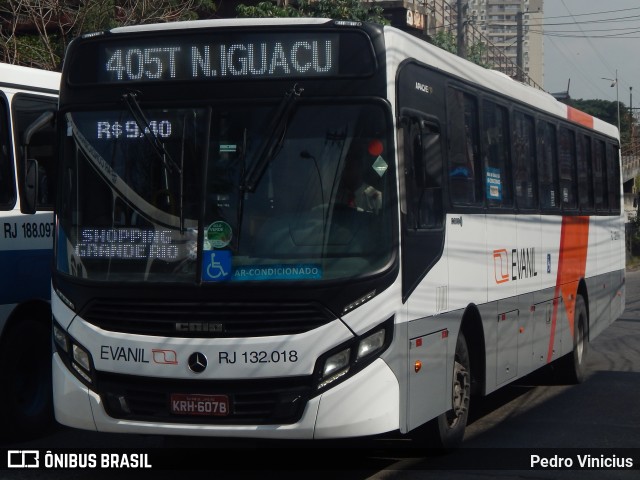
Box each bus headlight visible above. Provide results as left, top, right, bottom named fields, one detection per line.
left=318, top=348, right=351, bottom=389
left=53, top=320, right=95, bottom=388
left=314, top=317, right=393, bottom=393
left=73, top=344, right=92, bottom=372
left=52, top=323, right=70, bottom=353
left=357, top=329, right=385, bottom=359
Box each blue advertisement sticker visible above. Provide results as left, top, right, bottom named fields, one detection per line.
left=486, top=166, right=502, bottom=200
left=202, top=250, right=232, bottom=282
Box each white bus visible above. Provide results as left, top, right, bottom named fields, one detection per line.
left=0, top=63, right=59, bottom=439
left=51, top=19, right=625, bottom=449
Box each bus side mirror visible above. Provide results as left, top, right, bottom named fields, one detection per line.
left=23, top=158, right=39, bottom=214
left=21, top=110, right=54, bottom=214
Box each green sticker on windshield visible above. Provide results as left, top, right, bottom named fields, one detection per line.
left=206, top=221, right=233, bottom=249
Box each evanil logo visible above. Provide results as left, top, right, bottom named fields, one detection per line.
left=493, top=247, right=538, bottom=284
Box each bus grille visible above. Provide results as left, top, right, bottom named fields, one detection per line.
left=81, top=300, right=335, bottom=337
left=98, top=372, right=312, bottom=425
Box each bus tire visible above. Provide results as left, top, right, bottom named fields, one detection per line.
left=416, top=331, right=471, bottom=452
left=557, top=294, right=588, bottom=384
left=0, top=318, right=54, bottom=440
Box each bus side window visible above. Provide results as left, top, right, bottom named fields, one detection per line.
left=607, top=142, right=621, bottom=213
left=12, top=94, right=57, bottom=212
left=447, top=88, right=482, bottom=205
left=405, top=119, right=443, bottom=229
left=0, top=98, right=16, bottom=209
left=577, top=134, right=594, bottom=211
left=482, top=100, right=512, bottom=208
left=594, top=139, right=607, bottom=211
left=513, top=111, right=537, bottom=210
left=558, top=127, right=577, bottom=210
left=538, top=120, right=559, bottom=211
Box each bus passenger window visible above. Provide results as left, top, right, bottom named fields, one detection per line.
left=577, top=134, right=593, bottom=211
left=607, top=143, right=621, bottom=212
left=513, top=112, right=537, bottom=210
left=482, top=101, right=512, bottom=208
left=594, top=139, right=607, bottom=211
left=558, top=127, right=577, bottom=210
left=447, top=88, right=481, bottom=205
left=538, top=121, right=558, bottom=210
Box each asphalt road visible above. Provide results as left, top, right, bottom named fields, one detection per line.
left=2, top=269, right=640, bottom=479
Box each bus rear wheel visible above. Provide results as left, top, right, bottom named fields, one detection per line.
left=556, top=294, right=588, bottom=384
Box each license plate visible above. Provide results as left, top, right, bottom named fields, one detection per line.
left=170, top=393, right=230, bottom=416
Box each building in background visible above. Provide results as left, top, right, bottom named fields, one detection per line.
left=466, top=0, right=544, bottom=87
left=378, top=0, right=543, bottom=88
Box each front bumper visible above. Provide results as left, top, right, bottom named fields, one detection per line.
left=53, top=352, right=400, bottom=439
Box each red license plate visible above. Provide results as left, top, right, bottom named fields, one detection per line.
left=170, top=393, right=230, bottom=416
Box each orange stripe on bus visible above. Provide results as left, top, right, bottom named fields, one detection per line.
left=547, top=216, right=590, bottom=363
left=567, top=106, right=594, bottom=129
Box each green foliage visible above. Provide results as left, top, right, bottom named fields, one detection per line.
left=1, top=0, right=219, bottom=71
left=564, top=99, right=616, bottom=125
left=5, top=35, right=56, bottom=70
left=236, top=1, right=300, bottom=18
left=430, top=30, right=456, bottom=54
left=236, top=0, right=388, bottom=24
left=466, top=41, right=490, bottom=69
left=564, top=98, right=630, bottom=134
left=426, top=30, right=491, bottom=69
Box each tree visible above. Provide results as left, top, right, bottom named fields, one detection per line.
left=236, top=0, right=388, bottom=24
left=430, top=30, right=456, bottom=55
left=429, top=30, right=490, bottom=69
left=563, top=98, right=632, bottom=153
left=0, top=1, right=218, bottom=71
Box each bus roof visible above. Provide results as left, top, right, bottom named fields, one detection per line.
left=383, top=25, right=619, bottom=140
left=108, top=17, right=333, bottom=34
left=0, top=63, right=60, bottom=94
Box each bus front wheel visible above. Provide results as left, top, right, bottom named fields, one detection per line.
left=0, top=318, right=54, bottom=440
left=417, top=331, right=471, bottom=451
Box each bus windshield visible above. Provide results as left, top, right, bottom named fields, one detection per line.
left=56, top=101, right=395, bottom=283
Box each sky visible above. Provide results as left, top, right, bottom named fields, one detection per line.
left=542, top=0, right=640, bottom=104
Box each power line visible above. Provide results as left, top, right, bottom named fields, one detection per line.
left=559, top=0, right=617, bottom=82
left=538, top=14, right=640, bottom=26
left=536, top=30, right=640, bottom=38
left=544, top=6, right=640, bottom=20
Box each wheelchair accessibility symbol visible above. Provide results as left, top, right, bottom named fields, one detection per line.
left=202, top=250, right=232, bottom=281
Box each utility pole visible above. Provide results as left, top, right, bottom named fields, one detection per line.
left=631, top=87, right=636, bottom=157
left=516, top=11, right=523, bottom=82
left=457, top=0, right=466, bottom=59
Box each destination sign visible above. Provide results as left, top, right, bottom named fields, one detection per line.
left=68, top=31, right=376, bottom=85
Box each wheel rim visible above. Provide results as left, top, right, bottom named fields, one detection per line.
left=575, top=316, right=584, bottom=364
left=447, top=359, right=470, bottom=428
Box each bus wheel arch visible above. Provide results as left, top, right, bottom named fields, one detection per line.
left=414, top=305, right=485, bottom=451
left=460, top=305, right=485, bottom=397
left=0, top=300, right=55, bottom=440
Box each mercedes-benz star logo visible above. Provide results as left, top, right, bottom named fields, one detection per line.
left=188, top=352, right=208, bottom=373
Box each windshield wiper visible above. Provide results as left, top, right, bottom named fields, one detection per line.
left=122, top=91, right=185, bottom=232
left=122, top=91, right=182, bottom=175
left=241, top=83, right=303, bottom=192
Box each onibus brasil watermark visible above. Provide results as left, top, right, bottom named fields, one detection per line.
left=7, top=450, right=152, bottom=469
